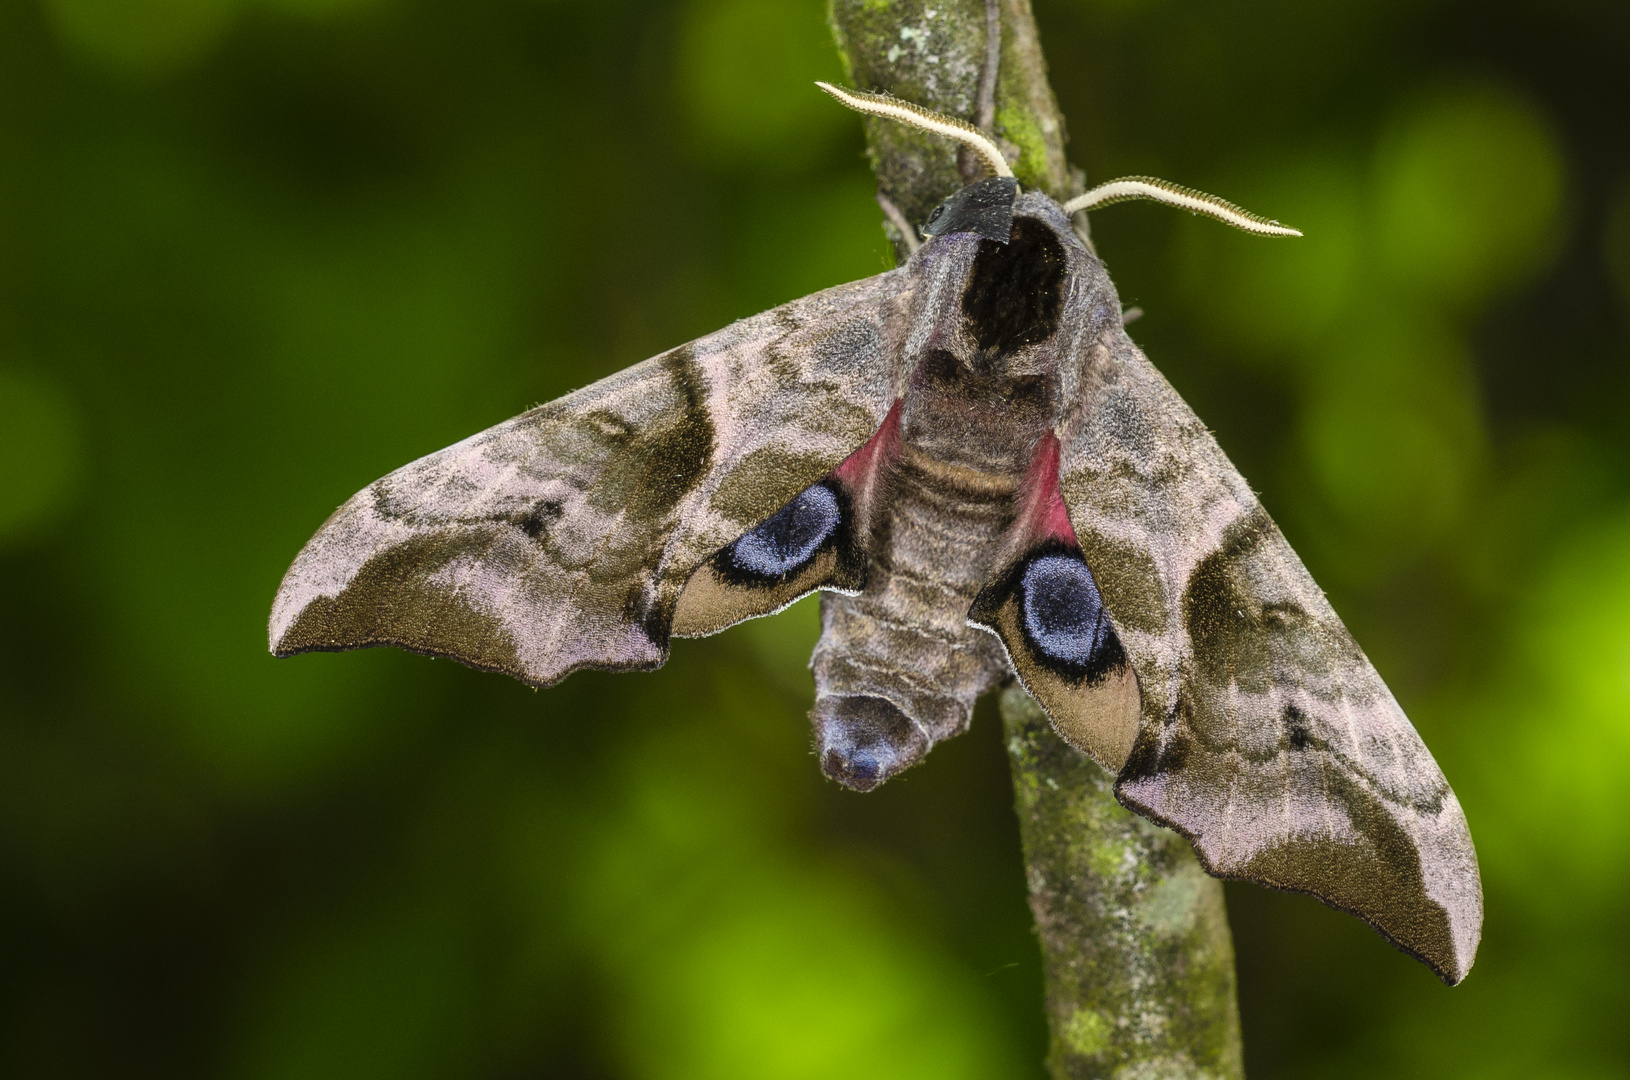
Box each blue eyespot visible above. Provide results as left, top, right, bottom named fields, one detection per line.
left=729, top=484, right=840, bottom=577
left=1020, top=554, right=1110, bottom=664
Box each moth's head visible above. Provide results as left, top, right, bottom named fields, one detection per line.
left=921, top=175, right=1020, bottom=245
left=814, top=81, right=1299, bottom=379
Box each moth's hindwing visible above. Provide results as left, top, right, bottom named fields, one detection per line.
left=269, top=271, right=911, bottom=686
left=969, top=433, right=1140, bottom=772
left=670, top=479, right=858, bottom=636
left=671, top=401, right=900, bottom=638
left=1056, top=327, right=1484, bottom=985
left=970, top=548, right=1141, bottom=773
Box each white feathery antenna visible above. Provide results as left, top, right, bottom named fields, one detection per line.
left=815, top=82, right=1013, bottom=179
left=1063, top=177, right=1301, bottom=237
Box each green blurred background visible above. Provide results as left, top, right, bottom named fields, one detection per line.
left=2, top=0, right=1628, bottom=1075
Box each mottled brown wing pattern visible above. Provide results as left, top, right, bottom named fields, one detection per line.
left=1056, top=326, right=1483, bottom=985
left=270, top=271, right=911, bottom=686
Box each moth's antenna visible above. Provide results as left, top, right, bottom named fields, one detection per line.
left=815, top=82, right=1013, bottom=180
left=1063, top=177, right=1301, bottom=237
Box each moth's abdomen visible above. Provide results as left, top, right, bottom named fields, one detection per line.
left=810, top=359, right=1057, bottom=791
left=811, top=454, right=1015, bottom=790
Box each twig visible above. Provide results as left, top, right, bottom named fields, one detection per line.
left=828, top=4, right=1245, bottom=1077
left=977, top=0, right=1000, bottom=132
left=959, top=0, right=1002, bottom=183
left=874, top=190, right=922, bottom=255
left=1002, top=687, right=1242, bottom=1077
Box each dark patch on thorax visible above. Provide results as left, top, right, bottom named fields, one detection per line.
left=961, top=217, right=1067, bottom=357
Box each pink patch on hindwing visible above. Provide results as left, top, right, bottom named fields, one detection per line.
left=1017, top=433, right=1079, bottom=547
left=834, top=399, right=903, bottom=500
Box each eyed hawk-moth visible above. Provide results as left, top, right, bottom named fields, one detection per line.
left=269, top=85, right=1482, bottom=986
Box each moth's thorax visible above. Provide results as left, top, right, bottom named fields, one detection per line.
left=899, top=348, right=1058, bottom=474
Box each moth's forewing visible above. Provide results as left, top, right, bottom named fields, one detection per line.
left=1054, top=309, right=1484, bottom=984
left=270, top=272, right=911, bottom=686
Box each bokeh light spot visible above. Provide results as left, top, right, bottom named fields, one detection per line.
left=1372, top=82, right=1564, bottom=308
left=1469, top=509, right=1630, bottom=902
left=1298, top=315, right=1484, bottom=547
left=43, top=0, right=244, bottom=76
left=615, top=875, right=1020, bottom=1080
left=1176, top=152, right=1363, bottom=358
left=0, top=365, right=83, bottom=545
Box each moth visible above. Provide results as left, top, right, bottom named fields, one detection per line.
left=270, top=83, right=1482, bottom=984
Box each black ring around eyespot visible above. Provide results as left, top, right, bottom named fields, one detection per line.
left=1007, top=545, right=1127, bottom=684
left=718, top=482, right=843, bottom=585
